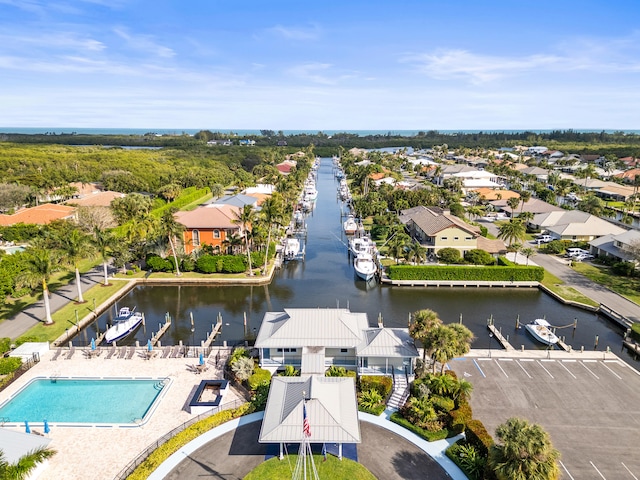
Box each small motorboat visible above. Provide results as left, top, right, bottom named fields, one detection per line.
left=525, top=319, right=559, bottom=346
left=343, top=215, right=358, bottom=235
left=284, top=237, right=304, bottom=261
left=353, top=252, right=377, bottom=282
left=105, top=307, right=144, bottom=344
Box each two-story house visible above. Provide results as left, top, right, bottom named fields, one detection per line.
left=174, top=204, right=241, bottom=255
left=399, top=206, right=505, bottom=256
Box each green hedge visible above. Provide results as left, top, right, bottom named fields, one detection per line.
left=0, top=357, right=22, bottom=375
left=387, top=264, right=544, bottom=282
left=195, top=254, right=247, bottom=274
left=359, top=375, right=393, bottom=398
left=464, top=419, right=494, bottom=456
left=0, top=338, right=11, bottom=355
left=389, top=412, right=450, bottom=442
left=151, top=187, right=210, bottom=218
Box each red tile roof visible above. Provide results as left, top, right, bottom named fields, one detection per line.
left=0, top=204, right=76, bottom=226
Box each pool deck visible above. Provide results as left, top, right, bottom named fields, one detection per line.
left=0, top=346, right=242, bottom=480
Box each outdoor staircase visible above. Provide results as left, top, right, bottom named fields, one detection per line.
left=387, top=376, right=410, bottom=411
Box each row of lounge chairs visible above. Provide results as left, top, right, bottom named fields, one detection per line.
left=48, top=345, right=196, bottom=360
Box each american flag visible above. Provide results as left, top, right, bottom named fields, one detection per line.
left=303, top=404, right=311, bottom=437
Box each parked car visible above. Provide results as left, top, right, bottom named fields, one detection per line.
left=566, top=248, right=590, bottom=258
left=536, top=234, right=553, bottom=243
left=573, top=253, right=594, bottom=262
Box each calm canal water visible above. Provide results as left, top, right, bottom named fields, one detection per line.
left=80, top=159, right=638, bottom=364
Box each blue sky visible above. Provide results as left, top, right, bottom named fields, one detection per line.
left=2, top=0, right=640, bottom=130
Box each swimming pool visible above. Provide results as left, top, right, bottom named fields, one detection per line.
left=0, top=377, right=170, bottom=426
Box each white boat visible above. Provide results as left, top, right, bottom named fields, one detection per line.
left=353, top=252, right=377, bottom=282
left=284, top=237, right=304, bottom=261
left=105, top=307, right=144, bottom=344
left=304, top=184, right=318, bottom=201
left=350, top=236, right=375, bottom=256
left=343, top=215, right=358, bottom=235
left=525, top=319, right=559, bottom=346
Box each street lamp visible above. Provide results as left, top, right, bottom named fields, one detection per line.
left=489, top=332, right=494, bottom=358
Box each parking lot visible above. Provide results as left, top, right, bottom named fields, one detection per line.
left=449, top=352, right=640, bottom=479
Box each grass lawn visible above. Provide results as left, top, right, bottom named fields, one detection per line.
left=572, top=262, right=640, bottom=305
left=16, top=280, right=128, bottom=343
left=244, top=454, right=376, bottom=480
left=540, top=271, right=599, bottom=307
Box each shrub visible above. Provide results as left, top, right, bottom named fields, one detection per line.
left=465, top=419, right=494, bottom=456
left=0, top=357, right=22, bottom=375
left=248, top=367, right=272, bottom=391
left=359, top=375, right=393, bottom=398
left=446, top=441, right=487, bottom=480
left=196, top=254, right=219, bottom=273
left=251, top=382, right=270, bottom=411
left=449, top=402, right=473, bottom=434
left=612, top=261, right=635, bottom=277
left=390, top=411, right=450, bottom=441
left=0, top=337, right=11, bottom=354
left=542, top=240, right=567, bottom=255
left=464, top=249, right=496, bottom=265
left=250, top=251, right=265, bottom=269
left=15, top=335, right=42, bottom=346
left=325, top=365, right=357, bottom=377
left=387, top=265, right=544, bottom=282
left=437, top=247, right=462, bottom=264
left=228, top=347, right=249, bottom=366
left=221, top=255, right=247, bottom=273
left=431, top=395, right=455, bottom=413
left=181, top=257, right=195, bottom=272
left=146, top=255, right=173, bottom=272
left=358, top=388, right=383, bottom=410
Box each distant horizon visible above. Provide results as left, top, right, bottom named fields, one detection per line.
left=3, top=127, right=640, bottom=136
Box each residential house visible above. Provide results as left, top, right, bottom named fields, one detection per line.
left=0, top=204, right=76, bottom=226
left=239, top=139, right=255, bottom=146
left=276, top=160, right=296, bottom=175
left=174, top=204, right=241, bottom=255
left=530, top=210, right=625, bottom=242
left=210, top=193, right=259, bottom=210
left=399, top=206, right=505, bottom=255
left=65, top=190, right=125, bottom=207
left=254, top=308, right=419, bottom=377
left=590, top=230, right=640, bottom=263
left=207, top=139, right=233, bottom=146
left=474, top=187, right=520, bottom=202
left=492, top=197, right=563, bottom=217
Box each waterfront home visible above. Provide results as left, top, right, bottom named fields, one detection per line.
left=210, top=193, right=259, bottom=210
left=491, top=197, right=562, bottom=217
left=254, top=308, right=419, bottom=377
left=399, top=205, right=505, bottom=256
left=174, top=204, right=241, bottom=255
left=0, top=203, right=76, bottom=226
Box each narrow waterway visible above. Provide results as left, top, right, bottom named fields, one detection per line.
left=81, top=159, right=638, bottom=365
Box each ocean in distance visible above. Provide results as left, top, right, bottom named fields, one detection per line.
left=2, top=127, right=640, bottom=136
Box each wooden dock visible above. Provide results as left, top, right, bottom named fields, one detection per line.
left=150, top=313, right=171, bottom=346
left=487, top=321, right=515, bottom=351
left=202, top=313, right=223, bottom=348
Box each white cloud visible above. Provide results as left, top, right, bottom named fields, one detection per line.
left=267, top=24, right=321, bottom=41
left=113, top=27, right=175, bottom=58
left=286, top=62, right=336, bottom=85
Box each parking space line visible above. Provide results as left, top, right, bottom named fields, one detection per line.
left=536, top=360, right=554, bottom=378
left=581, top=362, right=600, bottom=379
left=558, top=361, right=577, bottom=379
left=622, top=462, right=639, bottom=479
left=515, top=360, right=532, bottom=378
left=559, top=460, right=576, bottom=480
left=472, top=359, right=486, bottom=378
left=600, top=361, right=622, bottom=380
left=591, top=461, right=607, bottom=479
left=495, top=360, right=509, bottom=378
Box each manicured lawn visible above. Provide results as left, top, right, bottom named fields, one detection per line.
left=540, top=271, right=598, bottom=307
left=244, top=454, right=376, bottom=480
left=572, top=262, right=640, bottom=305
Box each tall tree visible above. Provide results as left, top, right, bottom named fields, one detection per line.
left=58, top=229, right=95, bottom=303
left=518, top=190, right=531, bottom=213
left=507, top=196, right=521, bottom=216
left=498, top=219, right=526, bottom=248
left=488, top=417, right=560, bottom=480
left=17, top=248, right=60, bottom=324
left=93, top=226, right=115, bottom=286
left=260, top=196, right=283, bottom=276
left=408, top=309, right=443, bottom=364
left=233, top=205, right=257, bottom=276
left=159, top=208, right=184, bottom=276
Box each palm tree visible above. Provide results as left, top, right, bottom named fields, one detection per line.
left=17, top=248, right=60, bottom=324
left=259, top=196, right=283, bottom=275
left=159, top=209, right=184, bottom=276
left=406, top=241, right=427, bottom=265
left=506, top=196, right=520, bottom=216
left=488, top=417, right=560, bottom=480
left=409, top=309, right=443, bottom=364
left=93, top=226, right=115, bottom=286
left=58, top=229, right=95, bottom=303
left=0, top=447, right=57, bottom=480
left=498, top=219, right=526, bottom=248
left=223, top=232, right=243, bottom=255
left=518, top=190, right=531, bottom=214
left=233, top=205, right=257, bottom=276
left=520, top=247, right=536, bottom=266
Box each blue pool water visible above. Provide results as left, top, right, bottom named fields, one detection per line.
left=0, top=378, right=167, bottom=425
